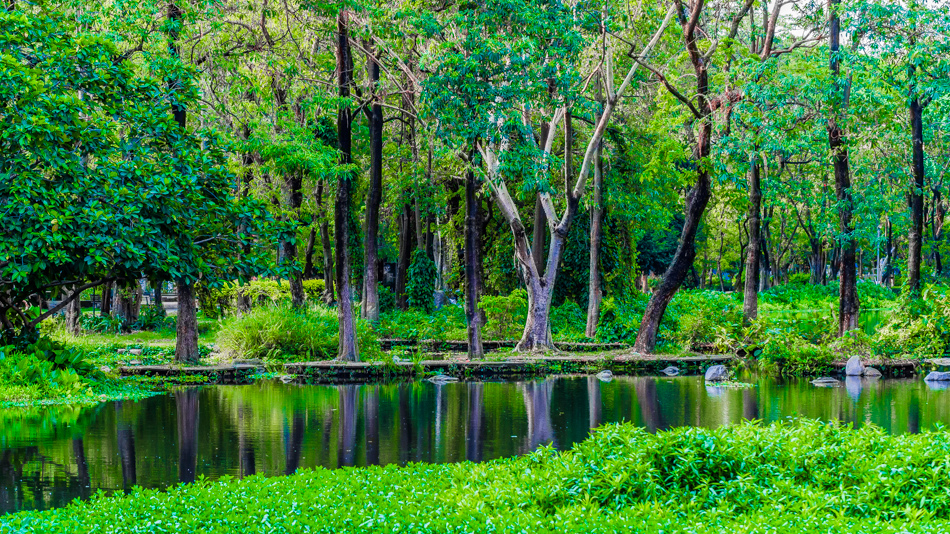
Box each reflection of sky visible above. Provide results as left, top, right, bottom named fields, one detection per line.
left=2, top=375, right=948, bottom=514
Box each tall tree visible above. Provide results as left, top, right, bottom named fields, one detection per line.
left=827, top=0, right=860, bottom=334
left=335, top=8, right=359, bottom=361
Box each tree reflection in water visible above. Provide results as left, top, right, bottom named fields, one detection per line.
left=4, top=375, right=949, bottom=513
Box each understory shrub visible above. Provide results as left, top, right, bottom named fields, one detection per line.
left=376, top=306, right=467, bottom=342
left=407, top=250, right=437, bottom=313
left=216, top=304, right=381, bottom=361
left=550, top=299, right=588, bottom=341
left=873, top=283, right=950, bottom=357
left=7, top=420, right=950, bottom=533
left=481, top=289, right=528, bottom=340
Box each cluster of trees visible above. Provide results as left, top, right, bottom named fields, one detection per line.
left=1, top=0, right=948, bottom=361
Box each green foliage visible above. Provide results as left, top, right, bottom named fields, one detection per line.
left=874, top=284, right=950, bottom=357
left=376, top=307, right=467, bottom=343
left=550, top=300, right=589, bottom=341
left=9, top=420, right=950, bottom=532
left=481, top=289, right=528, bottom=340
left=407, top=250, right=437, bottom=313
left=216, top=305, right=381, bottom=362
left=0, top=8, right=285, bottom=342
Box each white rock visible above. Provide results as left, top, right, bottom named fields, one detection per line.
left=596, top=370, right=613, bottom=382
left=844, top=356, right=865, bottom=376
left=704, top=365, right=729, bottom=382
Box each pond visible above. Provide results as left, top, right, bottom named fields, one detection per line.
left=3, top=373, right=950, bottom=514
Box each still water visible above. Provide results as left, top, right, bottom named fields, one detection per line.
left=3, top=374, right=950, bottom=514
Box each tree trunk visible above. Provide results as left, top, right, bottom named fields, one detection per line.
left=320, top=221, right=335, bottom=303
left=531, top=195, right=547, bottom=276
left=634, top=3, right=714, bottom=354
left=65, top=284, right=81, bottom=335
left=827, top=0, right=860, bottom=334
left=362, top=50, right=383, bottom=322
left=335, top=9, right=359, bottom=361
left=907, top=78, right=925, bottom=294
left=395, top=204, right=414, bottom=309
left=303, top=228, right=317, bottom=279
left=585, top=134, right=604, bottom=337
left=465, top=155, right=485, bottom=359
left=113, top=282, right=142, bottom=325
left=280, top=173, right=305, bottom=308
left=743, top=159, right=761, bottom=322
left=100, top=281, right=112, bottom=316
left=176, top=280, right=200, bottom=362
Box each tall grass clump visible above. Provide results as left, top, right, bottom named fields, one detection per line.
left=216, top=304, right=381, bottom=361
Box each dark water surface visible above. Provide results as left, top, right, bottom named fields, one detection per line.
left=3, top=374, right=950, bottom=514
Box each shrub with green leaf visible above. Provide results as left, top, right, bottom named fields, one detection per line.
left=8, top=419, right=950, bottom=532
left=216, top=304, right=381, bottom=361
left=407, top=250, right=437, bottom=313
left=481, top=289, right=528, bottom=340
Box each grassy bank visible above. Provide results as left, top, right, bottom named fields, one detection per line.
left=3, top=419, right=948, bottom=532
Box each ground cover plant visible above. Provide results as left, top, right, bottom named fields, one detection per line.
left=4, top=419, right=950, bottom=533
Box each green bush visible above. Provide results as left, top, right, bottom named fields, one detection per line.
left=481, top=289, right=528, bottom=340
left=873, top=283, right=950, bottom=357
left=8, top=420, right=950, bottom=532
left=550, top=299, right=589, bottom=341
left=407, top=250, right=437, bottom=312
left=216, top=304, right=381, bottom=361
left=376, top=307, right=467, bottom=342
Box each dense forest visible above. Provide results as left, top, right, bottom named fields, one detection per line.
left=2, top=0, right=949, bottom=365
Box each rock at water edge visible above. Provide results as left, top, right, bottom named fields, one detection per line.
left=925, top=371, right=950, bottom=382
left=704, top=365, right=729, bottom=382
left=660, top=366, right=680, bottom=376
left=844, top=356, right=865, bottom=376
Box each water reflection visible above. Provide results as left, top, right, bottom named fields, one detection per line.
left=3, top=374, right=950, bottom=514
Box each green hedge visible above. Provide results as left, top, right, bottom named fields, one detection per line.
left=4, top=420, right=949, bottom=532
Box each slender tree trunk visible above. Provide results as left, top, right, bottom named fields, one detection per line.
left=634, top=4, right=715, bottom=354
left=175, top=280, right=200, bottom=362
left=585, top=132, right=604, bottom=337
left=395, top=204, right=414, bottom=309
left=335, top=9, right=359, bottom=361
left=907, top=79, right=925, bottom=293
left=303, top=228, right=318, bottom=279
left=743, top=159, right=761, bottom=322
left=167, top=0, right=199, bottom=359
left=362, top=50, right=383, bottom=322
left=827, top=0, right=860, bottom=334
left=100, top=281, right=112, bottom=316
left=465, top=154, right=485, bottom=359
left=281, top=171, right=305, bottom=308
left=236, top=142, right=254, bottom=314
left=65, top=284, right=81, bottom=335
left=316, top=180, right=335, bottom=303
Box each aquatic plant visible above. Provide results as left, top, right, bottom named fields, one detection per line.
left=4, top=419, right=949, bottom=533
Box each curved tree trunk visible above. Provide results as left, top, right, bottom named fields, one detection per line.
left=634, top=2, right=715, bottom=354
